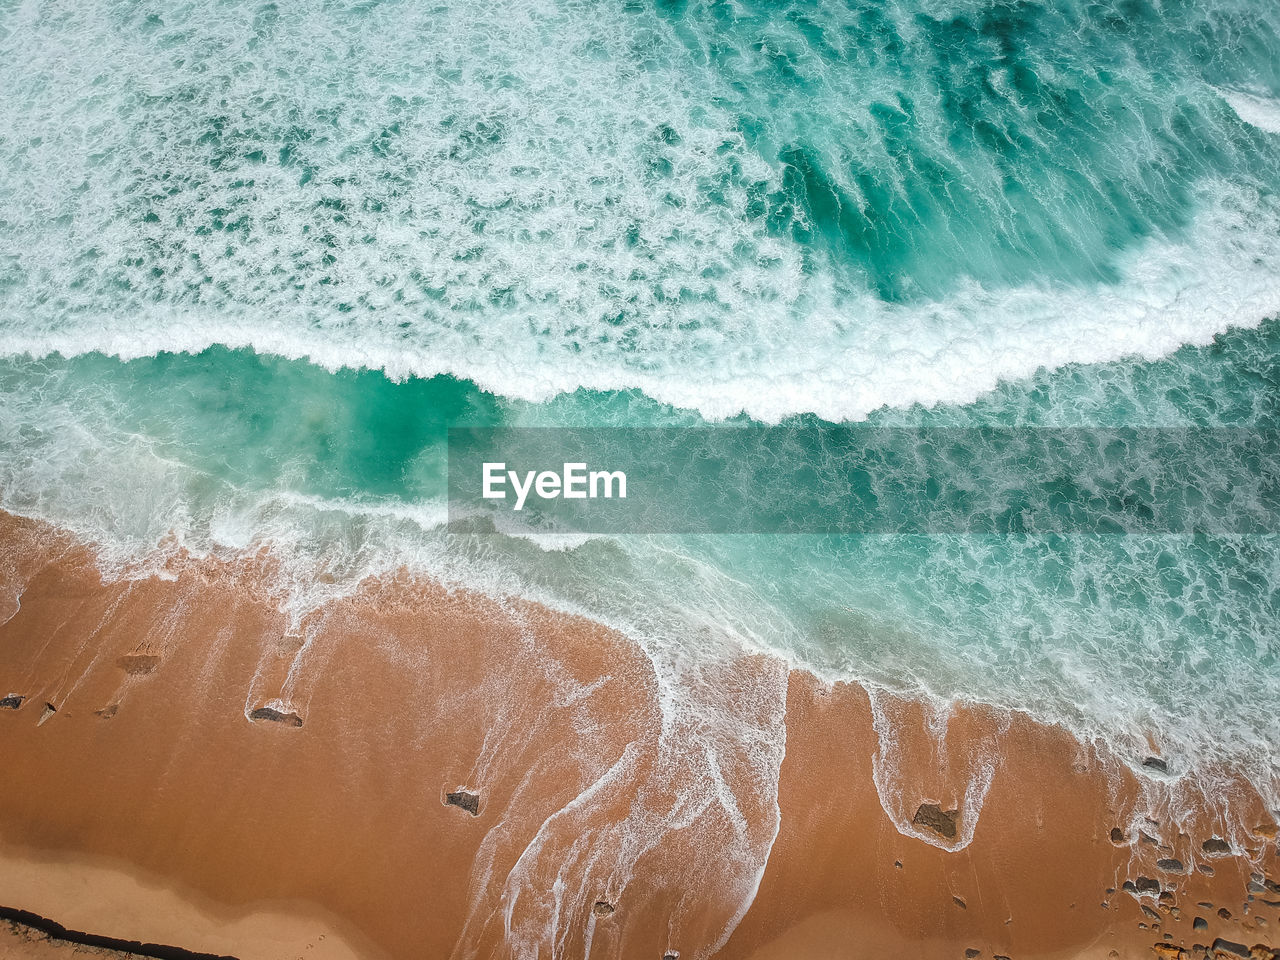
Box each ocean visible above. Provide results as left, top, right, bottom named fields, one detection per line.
left=1, top=0, right=1278, bottom=854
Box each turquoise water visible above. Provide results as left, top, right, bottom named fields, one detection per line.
left=1, top=0, right=1279, bottom=831
left=2, top=0, right=1279, bottom=420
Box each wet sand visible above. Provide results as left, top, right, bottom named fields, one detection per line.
left=0, top=511, right=1277, bottom=960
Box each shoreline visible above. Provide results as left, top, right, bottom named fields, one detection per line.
left=0, top=510, right=1277, bottom=959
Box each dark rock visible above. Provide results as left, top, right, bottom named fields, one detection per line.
left=1135, top=876, right=1161, bottom=895
left=274, top=633, right=306, bottom=655
left=1159, top=891, right=1176, bottom=904
left=593, top=901, right=614, bottom=918
left=1157, top=858, right=1186, bottom=873
left=894, top=860, right=903, bottom=868
left=965, top=951, right=980, bottom=959
left=95, top=704, right=118, bottom=719
left=249, top=706, right=303, bottom=727
left=1143, top=756, right=1169, bottom=773
left=1210, top=939, right=1249, bottom=958
left=37, top=702, right=56, bottom=726
left=953, top=896, right=967, bottom=909
left=1142, top=904, right=1162, bottom=920
left=116, top=654, right=161, bottom=675
left=445, top=790, right=480, bottom=816
left=1218, top=908, right=1232, bottom=920
left=1194, top=917, right=1208, bottom=930
left=663, top=955, right=678, bottom=960
left=1199, top=865, right=1216, bottom=876
left=1202, top=837, right=1232, bottom=856
left=1110, top=827, right=1127, bottom=844
left=912, top=802, right=958, bottom=840
left=0, top=695, right=23, bottom=710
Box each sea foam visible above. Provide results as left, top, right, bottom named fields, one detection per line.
left=1217, top=87, right=1280, bottom=135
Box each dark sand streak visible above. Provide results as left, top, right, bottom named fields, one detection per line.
left=0, top=905, right=238, bottom=960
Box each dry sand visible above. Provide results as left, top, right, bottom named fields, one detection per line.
left=0, top=511, right=1277, bottom=960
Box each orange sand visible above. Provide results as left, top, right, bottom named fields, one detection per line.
left=0, top=511, right=1276, bottom=960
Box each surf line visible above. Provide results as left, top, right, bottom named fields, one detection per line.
left=482, top=462, right=627, bottom=512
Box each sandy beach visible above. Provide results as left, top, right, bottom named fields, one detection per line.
left=0, top=510, right=1277, bottom=960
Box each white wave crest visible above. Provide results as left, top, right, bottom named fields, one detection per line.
left=1216, top=86, right=1280, bottom=135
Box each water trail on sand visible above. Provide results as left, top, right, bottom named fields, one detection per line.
left=449, top=606, right=790, bottom=960
left=867, top=687, right=1002, bottom=852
